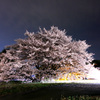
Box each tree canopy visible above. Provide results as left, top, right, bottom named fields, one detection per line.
left=0, top=26, right=94, bottom=81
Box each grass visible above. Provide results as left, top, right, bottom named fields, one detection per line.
left=0, top=82, right=100, bottom=100
left=0, top=81, right=55, bottom=97
left=60, top=95, right=100, bottom=100
left=0, top=81, right=68, bottom=97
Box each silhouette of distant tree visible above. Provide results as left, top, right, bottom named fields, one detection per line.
left=92, top=60, right=100, bottom=67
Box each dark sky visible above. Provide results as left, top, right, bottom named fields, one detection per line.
left=0, top=0, right=100, bottom=59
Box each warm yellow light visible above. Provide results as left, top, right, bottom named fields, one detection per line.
left=56, top=72, right=86, bottom=81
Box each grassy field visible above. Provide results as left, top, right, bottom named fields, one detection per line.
left=60, top=95, right=100, bottom=100
left=0, top=82, right=54, bottom=97
left=0, top=82, right=100, bottom=100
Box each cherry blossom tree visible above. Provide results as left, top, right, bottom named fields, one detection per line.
left=0, top=26, right=94, bottom=81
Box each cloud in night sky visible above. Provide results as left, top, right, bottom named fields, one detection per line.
left=0, top=0, right=100, bottom=59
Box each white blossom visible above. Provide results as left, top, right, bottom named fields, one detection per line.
left=0, top=26, right=94, bottom=81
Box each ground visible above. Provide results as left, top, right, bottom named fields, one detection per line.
left=0, top=82, right=100, bottom=100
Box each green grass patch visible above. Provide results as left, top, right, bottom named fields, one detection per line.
left=60, top=95, right=100, bottom=100
left=0, top=82, right=100, bottom=100
left=0, top=82, right=56, bottom=97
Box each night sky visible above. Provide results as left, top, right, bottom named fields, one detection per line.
left=0, top=0, right=100, bottom=59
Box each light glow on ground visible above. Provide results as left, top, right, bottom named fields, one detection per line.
left=41, top=79, right=100, bottom=84
left=41, top=67, right=100, bottom=84
left=87, top=67, right=100, bottom=80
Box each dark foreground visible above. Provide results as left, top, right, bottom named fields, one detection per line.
left=1, top=83, right=100, bottom=100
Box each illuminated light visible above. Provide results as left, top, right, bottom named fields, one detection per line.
left=41, top=65, right=100, bottom=84
left=56, top=72, right=86, bottom=82
left=87, top=67, right=100, bottom=80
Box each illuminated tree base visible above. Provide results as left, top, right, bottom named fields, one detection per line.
left=41, top=79, right=100, bottom=84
